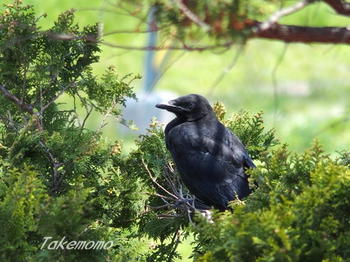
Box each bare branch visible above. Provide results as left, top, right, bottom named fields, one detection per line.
left=254, top=23, right=350, bottom=44
left=147, top=192, right=174, bottom=201
left=0, top=84, right=65, bottom=193
left=82, top=104, right=94, bottom=129
left=141, top=156, right=213, bottom=223
left=207, top=44, right=244, bottom=96
left=172, top=0, right=211, bottom=32
left=46, top=31, right=234, bottom=51
left=0, top=85, right=34, bottom=114
left=39, top=140, right=63, bottom=194
left=103, top=28, right=157, bottom=36
left=236, top=0, right=350, bottom=44
left=323, top=0, right=350, bottom=15
left=97, top=100, right=117, bottom=132
left=257, top=0, right=313, bottom=32
left=142, top=158, right=180, bottom=200
left=101, top=40, right=234, bottom=51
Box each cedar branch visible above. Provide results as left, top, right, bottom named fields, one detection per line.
left=0, top=85, right=34, bottom=114
left=254, top=23, right=350, bottom=44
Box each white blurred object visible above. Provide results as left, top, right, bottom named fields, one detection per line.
left=119, top=90, right=177, bottom=134
left=118, top=6, right=178, bottom=135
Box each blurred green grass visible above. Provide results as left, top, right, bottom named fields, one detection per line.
left=6, top=0, right=349, bottom=154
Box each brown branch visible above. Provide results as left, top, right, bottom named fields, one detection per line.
left=46, top=32, right=234, bottom=51
left=142, top=158, right=180, bottom=200
left=101, top=40, right=234, bottom=51
left=50, top=24, right=350, bottom=48
left=254, top=23, right=350, bottom=44
left=103, top=28, right=157, bottom=36
left=0, top=84, right=64, bottom=194
left=39, top=140, right=63, bottom=194
left=323, top=0, right=350, bottom=15
left=239, top=0, right=350, bottom=44
left=0, top=85, right=34, bottom=114
left=251, top=0, right=350, bottom=45
left=173, top=0, right=210, bottom=31
left=81, top=104, right=94, bottom=129
left=46, top=2, right=350, bottom=47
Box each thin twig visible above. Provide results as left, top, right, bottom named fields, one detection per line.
left=0, top=84, right=64, bottom=193
left=105, top=0, right=149, bottom=24
left=142, top=158, right=180, bottom=200
left=82, top=104, right=94, bottom=129
left=167, top=229, right=181, bottom=260
left=158, top=214, right=183, bottom=218
left=256, top=0, right=313, bottom=32
left=46, top=31, right=233, bottom=51
left=77, top=7, right=122, bottom=15
left=101, top=40, right=233, bottom=51
left=207, top=43, right=244, bottom=96
left=147, top=192, right=174, bottom=201
left=97, top=100, right=117, bottom=132
left=39, top=140, right=63, bottom=194
left=41, top=83, right=74, bottom=112
left=172, top=0, right=211, bottom=32
left=103, top=28, right=158, bottom=36
left=73, top=95, right=82, bottom=127
left=271, top=44, right=289, bottom=121
left=150, top=203, right=175, bottom=210
left=0, top=85, right=34, bottom=114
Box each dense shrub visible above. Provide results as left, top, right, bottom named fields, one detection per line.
left=0, top=2, right=144, bottom=261
left=1, top=2, right=349, bottom=262
left=131, top=105, right=350, bottom=262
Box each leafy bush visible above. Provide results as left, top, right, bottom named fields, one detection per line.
left=121, top=103, right=350, bottom=262
left=0, top=2, right=145, bottom=261
left=194, top=145, right=350, bottom=262
left=1, top=2, right=350, bottom=262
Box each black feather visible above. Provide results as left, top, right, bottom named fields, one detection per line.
left=156, top=94, right=255, bottom=210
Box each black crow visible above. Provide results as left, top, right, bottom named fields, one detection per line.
left=156, top=94, right=255, bottom=210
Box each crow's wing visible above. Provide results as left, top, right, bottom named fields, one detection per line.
left=223, top=127, right=256, bottom=169
left=168, top=124, right=252, bottom=170
left=181, top=171, right=250, bottom=210
left=166, top=123, right=253, bottom=208
left=198, top=136, right=246, bottom=169
left=177, top=147, right=251, bottom=209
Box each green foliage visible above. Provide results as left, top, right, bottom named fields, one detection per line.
left=123, top=0, right=284, bottom=43
left=1, top=2, right=350, bottom=262
left=113, top=108, right=277, bottom=261
left=0, top=165, right=45, bottom=261
left=84, top=68, right=139, bottom=115
left=162, top=104, right=350, bottom=262
left=0, top=2, right=146, bottom=261
left=213, top=102, right=278, bottom=159
left=192, top=144, right=350, bottom=261
left=118, top=102, right=350, bottom=262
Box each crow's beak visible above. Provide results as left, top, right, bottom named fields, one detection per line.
left=156, top=100, right=189, bottom=114
left=156, top=100, right=176, bottom=110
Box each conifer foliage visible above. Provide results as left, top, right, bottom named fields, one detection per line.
left=1, top=2, right=350, bottom=262
left=0, top=2, right=141, bottom=261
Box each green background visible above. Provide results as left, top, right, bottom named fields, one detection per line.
left=5, top=0, right=350, bottom=152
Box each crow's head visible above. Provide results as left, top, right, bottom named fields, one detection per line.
left=156, top=94, right=213, bottom=121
